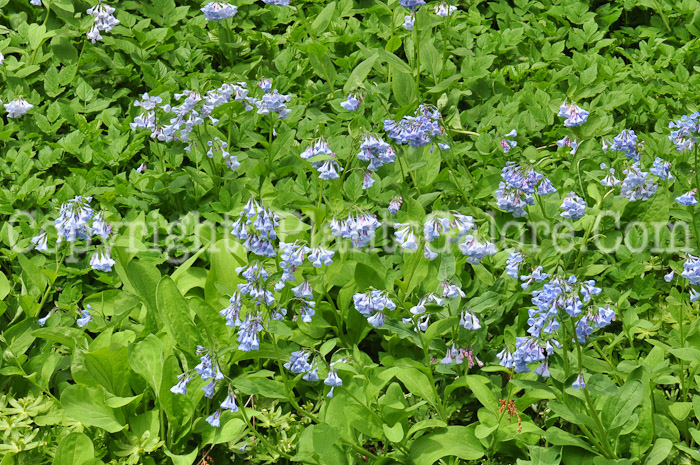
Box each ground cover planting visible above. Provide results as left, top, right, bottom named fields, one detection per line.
left=2, top=0, right=700, bottom=463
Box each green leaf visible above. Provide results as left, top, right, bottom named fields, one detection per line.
left=409, top=426, right=484, bottom=464
left=642, top=438, right=673, bottom=465
left=354, top=262, right=386, bottom=291
left=602, top=380, right=643, bottom=430
left=392, top=69, right=417, bottom=107
left=311, top=2, right=336, bottom=34
left=128, top=334, right=163, bottom=395
left=54, top=433, right=94, bottom=465
left=156, top=276, right=200, bottom=354
left=0, top=270, right=10, bottom=300
left=344, top=53, right=378, bottom=93
left=61, top=384, right=126, bottom=433
left=27, top=23, right=48, bottom=50
left=395, top=367, right=435, bottom=405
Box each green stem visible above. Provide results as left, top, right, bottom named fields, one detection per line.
left=413, top=9, right=421, bottom=96
left=239, top=404, right=292, bottom=459
left=415, top=329, right=447, bottom=421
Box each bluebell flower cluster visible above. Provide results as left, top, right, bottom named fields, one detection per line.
left=499, top=272, right=612, bottom=380
left=86, top=2, right=119, bottom=44
left=556, top=136, right=578, bottom=155
left=399, top=0, right=425, bottom=10
left=458, top=234, right=496, bottom=264
left=394, top=223, right=418, bottom=250
left=90, top=249, right=116, bottom=272
left=560, top=192, right=586, bottom=220
left=434, top=2, right=456, bottom=16
left=520, top=266, right=550, bottom=290
left=237, top=312, right=264, bottom=351
left=442, top=345, right=483, bottom=368
left=38, top=305, right=93, bottom=327
left=676, top=190, right=697, bottom=206
left=388, top=197, right=403, bottom=214
left=442, top=281, right=465, bottom=299
left=300, top=138, right=342, bottom=180
left=495, top=162, right=556, bottom=217
left=171, top=347, right=238, bottom=427
left=668, top=113, right=699, bottom=152
left=263, top=0, right=291, bottom=5
left=408, top=293, right=444, bottom=316
left=358, top=135, right=396, bottom=171
left=603, top=129, right=641, bottom=161
left=682, top=255, right=700, bottom=285
left=207, top=137, right=240, bottom=171
left=5, top=98, right=33, bottom=118
left=620, top=163, right=657, bottom=202
left=341, top=93, right=361, bottom=111
left=557, top=100, right=589, bottom=127
left=237, top=263, right=275, bottom=306
left=384, top=105, right=443, bottom=148
left=423, top=216, right=451, bottom=242
left=324, top=360, right=344, bottom=398
left=506, top=252, right=523, bottom=278
left=459, top=309, right=480, bottom=330
left=599, top=163, right=620, bottom=187
left=353, top=290, right=396, bottom=328
left=31, top=232, right=48, bottom=252
left=402, top=13, right=415, bottom=30
left=231, top=198, right=280, bottom=257
left=330, top=212, right=381, bottom=248
left=650, top=157, right=673, bottom=180
left=201, top=2, right=238, bottom=21
left=249, top=82, right=292, bottom=119
left=500, top=129, right=517, bottom=153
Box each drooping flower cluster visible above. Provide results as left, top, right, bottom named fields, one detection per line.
left=557, top=100, right=589, bottom=127
left=86, top=2, right=120, bottom=44
left=650, top=157, right=673, bottom=181
left=384, top=105, right=443, bottom=148
left=341, top=93, right=361, bottom=111
left=682, top=254, right=700, bottom=286
left=357, top=135, right=396, bottom=171
left=388, top=197, right=403, bottom=214
left=434, top=2, right=456, bottom=16
left=458, top=234, right=496, bottom=264
left=556, top=136, right=578, bottom=155
left=619, top=163, right=657, bottom=202
left=207, top=137, right=240, bottom=171
left=231, top=198, right=280, bottom=257
left=300, top=138, right=342, bottom=180
left=130, top=83, right=250, bottom=148
left=506, top=252, right=523, bottom=278
left=668, top=112, right=700, bottom=152
left=599, top=163, right=620, bottom=187
left=38, top=304, right=93, bottom=328
left=284, top=350, right=318, bottom=381
left=559, top=192, right=586, bottom=220
left=676, top=189, right=698, bottom=206
left=498, top=270, right=613, bottom=388
left=394, top=223, right=419, bottom=250
left=329, top=211, right=381, bottom=248
left=249, top=80, right=292, bottom=119
left=603, top=129, right=641, bottom=161
left=441, top=345, right=483, bottom=367
left=353, top=290, right=396, bottom=327
left=402, top=13, right=415, bottom=30
left=31, top=196, right=114, bottom=271
left=495, top=162, right=557, bottom=217
left=399, top=0, right=425, bottom=10
left=263, top=0, right=291, bottom=5
left=201, top=1, right=238, bottom=20
left=5, top=98, right=33, bottom=118
left=500, top=129, right=517, bottom=153
left=170, top=347, right=238, bottom=427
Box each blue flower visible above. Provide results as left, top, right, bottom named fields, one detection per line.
left=77, top=305, right=92, bottom=327
left=358, top=135, right=396, bottom=171
left=205, top=410, right=221, bottom=427
left=458, top=235, right=496, bottom=264
left=384, top=105, right=443, bottom=148
left=650, top=157, right=673, bottom=180
left=506, top=252, right=523, bottom=279
left=399, top=0, right=425, bottom=11
left=669, top=113, right=700, bottom=152
left=402, top=13, right=415, bottom=30
left=340, top=93, right=361, bottom=111
left=201, top=2, right=237, bottom=20
left=459, top=310, right=480, bottom=330
left=572, top=373, right=586, bottom=390
left=388, top=197, right=403, bottom=214
left=170, top=374, right=193, bottom=395
left=500, top=129, right=517, bottom=153
left=676, top=190, right=698, bottom=206
left=556, top=135, right=578, bottom=155
left=664, top=270, right=674, bottom=282
left=620, top=163, right=657, bottom=201
left=560, top=192, right=586, bottom=220
left=557, top=100, right=589, bottom=127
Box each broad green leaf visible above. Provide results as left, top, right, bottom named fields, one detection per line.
left=61, top=384, right=126, bottom=433
left=128, top=334, right=164, bottom=395
left=409, top=426, right=484, bottom=464
left=156, top=276, right=199, bottom=354
left=54, top=433, right=94, bottom=465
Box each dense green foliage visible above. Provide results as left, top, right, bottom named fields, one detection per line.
left=3, top=0, right=700, bottom=464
